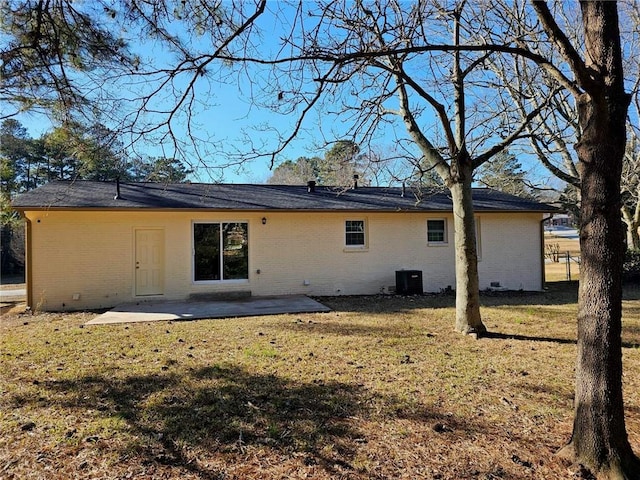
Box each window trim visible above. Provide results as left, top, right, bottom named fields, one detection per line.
left=344, top=219, right=368, bottom=250
left=427, top=218, right=448, bottom=245
left=192, top=220, right=249, bottom=284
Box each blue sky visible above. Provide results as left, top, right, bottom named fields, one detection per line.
left=10, top=2, right=562, bottom=188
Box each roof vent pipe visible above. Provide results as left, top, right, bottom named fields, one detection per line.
left=353, top=174, right=359, bottom=189
left=114, top=178, right=121, bottom=200
left=307, top=180, right=316, bottom=193
left=401, top=182, right=405, bottom=197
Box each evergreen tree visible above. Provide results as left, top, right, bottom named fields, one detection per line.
left=0, top=119, right=30, bottom=195
left=267, top=157, right=320, bottom=185
left=267, top=141, right=368, bottom=187
left=476, top=151, right=535, bottom=199
left=132, top=157, right=193, bottom=183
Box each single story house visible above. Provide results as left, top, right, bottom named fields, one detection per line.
left=12, top=180, right=557, bottom=311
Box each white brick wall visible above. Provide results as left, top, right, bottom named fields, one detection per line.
left=24, top=209, right=543, bottom=310
left=477, top=213, right=543, bottom=291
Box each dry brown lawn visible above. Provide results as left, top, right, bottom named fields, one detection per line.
left=1, top=284, right=639, bottom=480
left=545, top=233, right=581, bottom=282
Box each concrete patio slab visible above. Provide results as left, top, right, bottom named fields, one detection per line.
left=86, top=295, right=331, bottom=325
left=0, top=288, right=26, bottom=301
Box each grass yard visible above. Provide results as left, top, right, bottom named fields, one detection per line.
left=544, top=233, right=581, bottom=282
left=2, top=284, right=640, bottom=479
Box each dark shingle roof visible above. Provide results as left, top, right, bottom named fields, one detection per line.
left=12, top=180, right=557, bottom=213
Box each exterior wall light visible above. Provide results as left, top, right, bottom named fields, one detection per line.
left=262, top=217, right=267, bottom=225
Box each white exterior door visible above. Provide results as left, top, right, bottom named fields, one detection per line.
left=135, top=229, right=165, bottom=296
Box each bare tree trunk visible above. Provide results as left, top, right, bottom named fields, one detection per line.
left=448, top=6, right=484, bottom=337
left=449, top=160, right=485, bottom=336
left=556, top=3, right=640, bottom=477
left=558, top=90, right=640, bottom=477
left=630, top=228, right=640, bottom=251
left=622, top=206, right=640, bottom=250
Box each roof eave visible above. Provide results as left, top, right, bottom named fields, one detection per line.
left=13, top=205, right=559, bottom=214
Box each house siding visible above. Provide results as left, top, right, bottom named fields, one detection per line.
left=477, top=214, right=543, bottom=291
left=23, top=210, right=543, bottom=311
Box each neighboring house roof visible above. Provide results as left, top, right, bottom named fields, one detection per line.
left=12, top=180, right=558, bottom=213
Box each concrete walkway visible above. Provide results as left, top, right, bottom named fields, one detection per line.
left=0, top=288, right=26, bottom=301
left=86, top=295, right=331, bottom=325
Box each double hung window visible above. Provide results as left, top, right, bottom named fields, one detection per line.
left=345, top=220, right=366, bottom=247
left=425, top=218, right=481, bottom=258
left=427, top=219, right=447, bottom=244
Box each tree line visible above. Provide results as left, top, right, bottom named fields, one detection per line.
left=1, top=119, right=191, bottom=191
left=0, top=119, right=192, bottom=217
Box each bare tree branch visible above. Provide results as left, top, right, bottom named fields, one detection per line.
left=531, top=1, right=596, bottom=92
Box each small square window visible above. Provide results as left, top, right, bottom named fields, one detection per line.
left=427, top=219, right=447, bottom=244
left=345, top=220, right=366, bottom=246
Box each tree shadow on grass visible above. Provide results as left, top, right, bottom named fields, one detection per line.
left=483, top=331, right=576, bottom=345
left=319, top=283, right=582, bottom=315
left=484, top=331, right=639, bottom=350
left=620, top=324, right=640, bottom=348
left=622, top=282, right=640, bottom=300
left=320, top=282, right=640, bottom=315
left=39, top=364, right=488, bottom=478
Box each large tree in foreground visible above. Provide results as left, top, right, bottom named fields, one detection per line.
left=527, top=2, right=639, bottom=477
